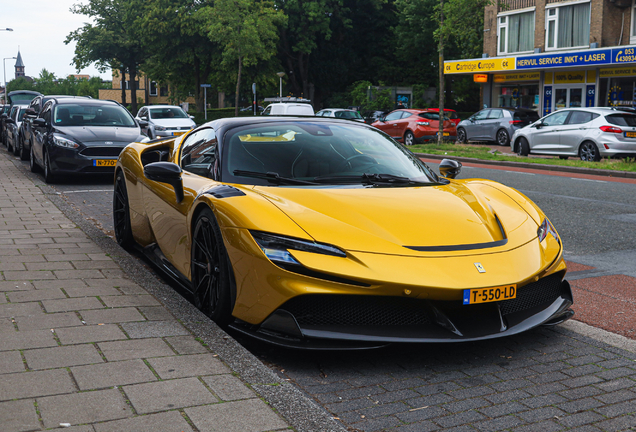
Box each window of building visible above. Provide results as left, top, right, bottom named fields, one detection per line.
left=545, top=1, right=590, bottom=50
left=498, top=10, right=535, bottom=55
left=150, top=81, right=158, bottom=96
left=160, top=85, right=169, bottom=97
left=122, top=80, right=140, bottom=90
left=494, top=82, right=540, bottom=111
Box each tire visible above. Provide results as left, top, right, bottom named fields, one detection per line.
left=496, top=129, right=510, bottom=146
left=579, top=141, right=601, bottom=162
left=517, top=137, right=530, bottom=156
left=113, top=170, right=135, bottom=249
left=30, top=145, right=40, bottom=173
left=191, top=208, right=232, bottom=326
left=404, top=130, right=414, bottom=146
left=12, top=137, right=21, bottom=156
left=457, top=128, right=467, bottom=144
left=43, top=149, right=56, bottom=183
left=20, top=139, right=29, bottom=161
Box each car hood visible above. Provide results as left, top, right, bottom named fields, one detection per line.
left=149, top=118, right=195, bottom=128
left=254, top=180, right=538, bottom=257
left=54, top=126, right=142, bottom=145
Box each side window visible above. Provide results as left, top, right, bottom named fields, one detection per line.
left=41, top=102, right=52, bottom=124
left=542, top=110, right=570, bottom=126
left=262, top=106, right=271, bottom=116
left=474, top=110, right=490, bottom=120
left=567, top=111, right=594, bottom=125
left=180, top=128, right=218, bottom=178
left=401, top=112, right=413, bottom=119
left=138, top=108, right=147, bottom=118
left=487, top=109, right=503, bottom=119
left=385, top=111, right=403, bottom=121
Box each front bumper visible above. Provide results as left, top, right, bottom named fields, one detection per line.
left=48, top=145, right=125, bottom=174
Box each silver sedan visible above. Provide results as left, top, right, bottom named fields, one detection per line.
left=511, top=107, right=636, bottom=161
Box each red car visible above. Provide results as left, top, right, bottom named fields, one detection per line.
left=371, top=109, right=457, bottom=145
left=426, top=108, right=461, bottom=126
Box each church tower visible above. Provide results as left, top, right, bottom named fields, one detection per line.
left=15, top=51, right=25, bottom=79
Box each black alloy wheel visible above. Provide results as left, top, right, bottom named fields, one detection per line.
left=29, top=145, right=40, bottom=173
left=404, top=130, right=414, bottom=146
left=113, top=171, right=135, bottom=249
left=456, top=128, right=467, bottom=143
left=517, top=137, right=530, bottom=156
left=43, top=149, right=56, bottom=183
left=191, top=208, right=232, bottom=326
left=496, top=129, right=510, bottom=146
left=579, top=141, right=601, bottom=162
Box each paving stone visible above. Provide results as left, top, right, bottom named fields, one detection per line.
left=3, top=270, right=56, bottom=280
left=55, top=324, right=127, bottom=344
left=325, top=397, right=376, bottom=414
left=124, top=377, right=217, bottom=414
left=0, top=328, right=57, bottom=351
left=26, top=261, right=75, bottom=271
left=434, top=410, right=487, bottom=428
left=73, top=260, right=121, bottom=270
left=44, top=253, right=91, bottom=262
left=337, top=385, right=386, bottom=400
left=512, top=420, right=564, bottom=432
left=559, top=385, right=604, bottom=400
left=484, top=389, right=532, bottom=404
left=64, top=286, right=121, bottom=297
left=202, top=374, right=257, bottom=401
left=138, top=306, right=176, bottom=321
left=7, top=288, right=66, bottom=303
left=93, top=411, right=194, bottom=432
left=443, top=397, right=492, bottom=414
left=164, top=336, right=209, bottom=354
left=520, top=394, right=568, bottom=408
left=0, top=302, right=43, bottom=318
left=594, top=400, right=636, bottom=417
left=185, top=398, right=288, bottom=432
left=81, top=307, right=145, bottom=324
left=0, top=317, right=14, bottom=331
left=120, top=320, right=190, bottom=338
left=101, top=295, right=161, bottom=308
left=594, top=377, right=636, bottom=392
left=98, top=338, right=174, bottom=361
left=38, top=388, right=133, bottom=428
left=24, top=345, right=104, bottom=370
left=406, top=393, right=456, bottom=408
left=596, top=367, right=636, bottom=380
left=558, top=411, right=605, bottom=428
left=54, top=270, right=105, bottom=279
left=42, top=297, right=105, bottom=313
left=478, top=401, right=526, bottom=418
left=0, top=281, right=33, bottom=291
left=594, top=389, right=636, bottom=404
left=14, top=311, right=82, bottom=331
left=0, top=369, right=75, bottom=401
left=473, top=415, right=525, bottom=431
left=71, top=358, right=157, bottom=390
left=0, top=399, right=40, bottom=432
left=0, top=350, right=25, bottom=374
left=593, top=415, right=636, bottom=432
left=148, top=353, right=230, bottom=379
left=517, top=406, right=567, bottom=422
left=349, top=416, right=403, bottom=431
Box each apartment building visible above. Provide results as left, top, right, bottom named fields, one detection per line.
left=444, top=0, right=636, bottom=115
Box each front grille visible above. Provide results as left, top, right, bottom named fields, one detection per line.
left=499, top=273, right=563, bottom=315
left=281, top=295, right=430, bottom=327
left=80, top=147, right=125, bottom=157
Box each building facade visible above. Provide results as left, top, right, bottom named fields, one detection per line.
left=445, top=0, right=636, bottom=115
left=98, top=72, right=195, bottom=106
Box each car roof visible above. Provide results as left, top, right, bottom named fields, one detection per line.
left=143, top=105, right=183, bottom=109
left=54, top=98, right=120, bottom=106
left=546, top=107, right=636, bottom=114
left=426, top=108, right=457, bottom=112
left=318, top=108, right=355, bottom=111
left=206, top=115, right=374, bottom=130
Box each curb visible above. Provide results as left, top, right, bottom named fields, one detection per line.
left=414, top=152, right=636, bottom=179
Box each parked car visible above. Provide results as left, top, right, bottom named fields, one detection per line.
left=240, top=105, right=264, bottom=113
left=29, top=98, right=146, bottom=183
left=135, top=105, right=196, bottom=140
left=2, top=90, right=41, bottom=147
left=456, top=108, right=540, bottom=146
left=363, top=110, right=390, bottom=124
left=262, top=103, right=314, bottom=116
left=511, top=107, right=636, bottom=161
left=426, top=108, right=461, bottom=126
left=5, top=104, right=29, bottom=155
left=315, top=108, right=365, bottom=122
left=19, top=95, right=87, bottom=161
left=371, top=109, right=456, bottom=145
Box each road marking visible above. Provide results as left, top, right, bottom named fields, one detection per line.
left=504, top=171, right=535, bottom=175
left=56, top=189, right=112, bottom=194
left=571, top=178, right=607, bottom=183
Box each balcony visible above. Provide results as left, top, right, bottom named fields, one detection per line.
left=498, top=0, right=535, bottom=12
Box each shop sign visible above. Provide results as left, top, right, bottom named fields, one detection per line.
left=444, top=58, right=515, bottom=74
left=586, top=85, right=595, bottom=107
left=493, top=72, right=540, bottom=82
left=543, top=86, right=552, bottom=116
left=554, top=71, right=585, bottom=84
left=599, top=66, right=636, bottom=78
left=517, top=49, right=612, bottom=70
left=474, top=74, right=488, bottom=83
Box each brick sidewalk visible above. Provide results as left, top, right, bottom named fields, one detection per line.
left=0, top=155, right=293, bottom=431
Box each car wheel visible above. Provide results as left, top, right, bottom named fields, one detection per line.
left=20, top=139, right=29, bottom=161
left=404, top=130, right=414, bottom=146
left=579, top=141, right=601, bottom=162
left=191, top=208, right=232, bottom=326
left=43, top=149, right=56, bottom=183
left=113, top=170, right=135, bottom=249
left=517, top=137, right=530, bottom=156
left=12, top=138, right=21, bottom=156
left=496, top=129, right=510, bottom=146
left=559, top=156, right=569, bottom=160
left=457, top=128, right=467, bottom=143
left=30, top=145, right=40, bottom=173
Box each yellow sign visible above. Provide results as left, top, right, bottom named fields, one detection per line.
left=493, top=72, right=540, bottom=82
left=554, top=71, right=585, bottom=84
left=600, top=66, right=636, bottom=78
left=444, top=58, right=516, bottom=74
left=473, top=74, right=488, bottom=83
left=545, top=72, right=553, bottom=84
left=587, top=70, right=596, bottom=83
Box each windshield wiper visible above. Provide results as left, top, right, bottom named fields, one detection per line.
left=233, top=170, right=318, bottom=185
left=313, top=173, right=434, bottom=186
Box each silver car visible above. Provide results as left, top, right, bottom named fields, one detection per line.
left=135, top=105, right=196, bottom=139
left=511, top=107, right=636, bottom=162
left=315, top=108, right=365, bottom=122
left=456, top=108, right=539, bottom=146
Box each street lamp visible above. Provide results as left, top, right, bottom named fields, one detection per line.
left=276, top=72, right=285, bottom=98
left=4, top=57, right=16, bottom=97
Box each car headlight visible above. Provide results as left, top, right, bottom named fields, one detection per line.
left=154, top=125, right=166, bottom=131
left=53, top=136, right=79, bottom=149
left=250, top=231, right=346, bottom=266
left=537, top=218, right=559, bottom=244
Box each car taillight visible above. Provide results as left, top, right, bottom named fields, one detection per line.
left=599, top=125, right=623, bottom=133
left=509, top=120, right=523, bottom=125
left=416, top=121, right=429, bottom=126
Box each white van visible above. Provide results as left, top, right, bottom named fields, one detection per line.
left=262, top=103, right=314, bottom=116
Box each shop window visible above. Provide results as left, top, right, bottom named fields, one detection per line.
left=494, top=83, right=540, bottom=111
left=498, top=11, right=535, bottom=55
left=150, top=81, right=158, bottom=96
left=545, top=1, right=590, bottom=50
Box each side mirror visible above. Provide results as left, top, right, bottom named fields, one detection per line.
left=138, top=120, right=149, bottom=128
left=140, top=116, right=148, bottom=121
left=189, top=115, right=195, bottom=119
left=439, top=158, right=462, bottom=179
left=33, top=118, right=47, bottom=127
left=534, top=122, right=543, bottom=129
left=469, top=117, right=475, bottom=122
left=143, top=162, right=184, bottom=203
left=25, top=108, right=37, bottom=117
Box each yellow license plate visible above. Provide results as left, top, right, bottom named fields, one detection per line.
left=625, top=132, right=636, bottom=137
left=173, top=131, right=187, bottom=136
left=93, top=159, right=117, bottom=167
left=463, top=284, right=517, bottom=305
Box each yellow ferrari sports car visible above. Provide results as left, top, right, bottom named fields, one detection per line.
left=113, top=117, right=573, bottom=349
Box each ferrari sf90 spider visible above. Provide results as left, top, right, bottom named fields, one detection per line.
left=114, top=117, right=573, bottom=349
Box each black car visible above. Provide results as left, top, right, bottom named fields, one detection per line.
left=18, top=95, right=87, bottom=161
left=2, top=90, right=41, bottom=147
left=30, top=98, right=145, bottom=183
left=5, top=104, right=29, bottom=155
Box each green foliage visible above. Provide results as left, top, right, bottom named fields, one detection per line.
left=435, top=0, right=493, bottom=60
left=6, top=69, right=107, bottom=98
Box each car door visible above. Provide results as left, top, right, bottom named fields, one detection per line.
left=465, top=109, right=490, bottom=140
left=482, top=109, right=503, bottom=140
left=31, top=102, right=53, bottom=165
left=527, top=110, right=571, bottom=153
left=558, top=111, right=598, bottom=154
left=137, top=107, right=149, bottom=135
left=375, top=111, right=403, bottom=138
left=393, top=112, right=413, bottom=139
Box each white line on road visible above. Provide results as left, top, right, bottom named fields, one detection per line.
left=571, top=178, right=607, bottom=183
left=56, top=189, right=112, bottom=194
left=504, top=171, right=535, bottom=175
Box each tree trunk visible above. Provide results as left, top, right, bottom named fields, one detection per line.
left=235, top=55, right=242, bottom=117
left=193, top=53, right=204, bottom=112
left=120, top=66, right=127, bottom=107
left=129, top=63, right=138, bottom=115
left=438, top=0, right=444, bottom=146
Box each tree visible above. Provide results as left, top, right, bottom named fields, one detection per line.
left=66, top=0, right=147, bottom=114
left=198, top=0, right=286, bottom=116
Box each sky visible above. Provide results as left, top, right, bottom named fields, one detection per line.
left=0, top=0, right=112, bottom=86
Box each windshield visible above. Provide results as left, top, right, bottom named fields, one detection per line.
left=335, top=111, right=363, bottom=120
left=53, top=103, right=136, bottom=127
left=149, top=107, right=189, bottom=119
left=606, top=114, right=636, bottom=127
left=17, top=108, right=28, bottom=120
left=222, top=122, right=440, bottom=186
